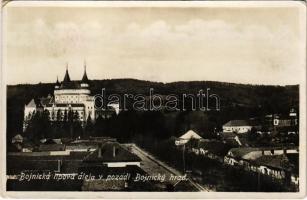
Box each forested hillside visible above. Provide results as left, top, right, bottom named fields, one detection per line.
left=7, top=79, right=299, bottom=141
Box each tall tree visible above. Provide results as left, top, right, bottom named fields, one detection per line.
left=85, top=115, right=94, bottom=137
left=24, top=110, right=52, bottom=141
left=73, top=111, right=83, bottom=138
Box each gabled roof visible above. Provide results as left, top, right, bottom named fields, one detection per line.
left=228, top=147, right=260, bottom=158
left=12, top=134, right=23, bottom=143
left=223, top=120, right=251, bottom=127
left=40, top=96, right=54, bottom=105
left=42, top=138, right=62, bottom=145
left=26, top=99, right=36, bottom=108
left=228, top=146, right=299, bottom=160
left=12, top=134, right=23, bottom=141
left=179, top=130, right=202, bottom=140
left=253, top=155, right=291, bottom=170
left=83, top=142, right=141, bottom=163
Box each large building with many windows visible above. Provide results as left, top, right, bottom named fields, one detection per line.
left=24, top=64, right=119, bottom=125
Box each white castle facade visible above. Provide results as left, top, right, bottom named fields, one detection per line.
left=24, top=64, right=119, bottom=125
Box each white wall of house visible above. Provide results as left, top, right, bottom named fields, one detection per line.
left=24, top=107, right=36, bottom=119
left=175, top=139, right=188, bottom=145
left=258, top=166, right=285, bottom=179
left=222, top=126, right=252, bottom=133
left=105, top=162, right=140, bottom=168
left=224, top=157, right=238, bottom=166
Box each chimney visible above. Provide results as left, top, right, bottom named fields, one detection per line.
left=98, top=143, right=102, bottom=158
left=113, top=145, right=116, bottom=157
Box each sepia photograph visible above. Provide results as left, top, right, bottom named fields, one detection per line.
left=1, top=1, right=306, bottom=198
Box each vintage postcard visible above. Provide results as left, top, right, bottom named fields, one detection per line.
left=1, top=1, right=306, bottom=199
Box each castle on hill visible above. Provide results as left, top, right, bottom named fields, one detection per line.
left=24, top=63, right=119, bottom=126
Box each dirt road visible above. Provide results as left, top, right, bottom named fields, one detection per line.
left=125, top=143, right=210, bottom=192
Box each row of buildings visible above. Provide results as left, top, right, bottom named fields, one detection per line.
left=7, top=137, right=147, bottom=191
left=174, top=129, right=299, bottom=188
left=222, top=109, right=298, bottom=135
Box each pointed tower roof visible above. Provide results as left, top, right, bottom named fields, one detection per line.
left=63, top=63, right=71, bottom=83
left=26, top=99, right=36, bottom=108
left=56, top=76, right=60, bottom=85
left=81, top=61, right=89, bottom=83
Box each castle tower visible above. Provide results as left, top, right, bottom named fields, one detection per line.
left=63, top=63, right=71, bottom=83
left=81, top=61, right=89, bottom=88
left=55, top=76, right=60, bottom=89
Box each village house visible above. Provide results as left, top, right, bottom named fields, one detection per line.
left=175, top=130, right=203, bottom=146
left=188, top=139, right=231, bottom=163
left=224, top=147, right=299, bottom=165
left=222, top=120, right=261, bottom=134
left=83, top=142, right=141, bottom=168
left=273, top=109, right=298, bottom=127
left=219, top=132, right=244, bottom=147
left=10, top=134, right=34, bottom=152
left=223, top=147, right=299, bottom=185
left=11, top=134, right=23, bottom=144
left=262, top=109, right=298, bottom=136
left=65, top=137, right=116, bottom=152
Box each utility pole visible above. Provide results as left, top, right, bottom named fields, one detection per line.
left=183, top=143, right=186, bottom=173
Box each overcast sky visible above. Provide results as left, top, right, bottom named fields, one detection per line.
left=4, top=3, right=306, bottom=85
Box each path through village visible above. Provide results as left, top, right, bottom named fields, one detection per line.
left=124, top=144, right=211, bottom=192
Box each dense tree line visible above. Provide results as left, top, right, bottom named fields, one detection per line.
left=7, top=79, right=299, bottom=141
left=23, top=109, right=83, bottom=141
left=21, top=108, right=222, bottom=143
